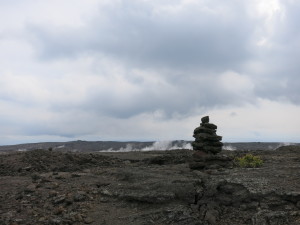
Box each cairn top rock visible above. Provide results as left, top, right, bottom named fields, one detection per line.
left=201, top=116, right=209, bottom=124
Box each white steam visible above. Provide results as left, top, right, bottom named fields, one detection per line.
left=102, top=141, right=192, bottom=152
left=275, top=142, right=296, bottom=149
left=141, top=141, right=192, bottom=151
left=222, top=145, right=237, bottom=151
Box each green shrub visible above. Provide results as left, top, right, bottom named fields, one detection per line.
left=235, top=154, right=263, bottom=168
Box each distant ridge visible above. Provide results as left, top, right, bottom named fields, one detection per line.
left=222, top=142, right=300, bottom=151
left=0, top=140, right=299, bottom=153
left=0, top=140, right=153, bottom=152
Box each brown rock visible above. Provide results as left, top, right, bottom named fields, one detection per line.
left=194, top=126, right=216, bottom=135
left=201, top=116, right=209, bottom=123
left=73, top=191, right=87, bottom=202
left=202, top=146, right=222, bottom=154
left=53, top=206, right=65, bottom=215
left=84, top=217, right=94, bottom=224
left=189, top=162, right=206, bottom=169
left=24, top=184, right=36, bottom=193
left=194, top=133, right=222, bottom=142
left=201, top=123, right=217, bottom=130
left=53, top=195, right=66, bottom=204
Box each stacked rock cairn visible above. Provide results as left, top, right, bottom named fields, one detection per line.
left=192, top=116, right=223, bottom=154
left=189, top=116, right=233, bottom=170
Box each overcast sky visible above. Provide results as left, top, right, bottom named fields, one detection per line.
left=0, top=0, right=299, bottom=145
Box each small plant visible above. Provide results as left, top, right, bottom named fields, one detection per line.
left=235, top=154, right=263, bottom=168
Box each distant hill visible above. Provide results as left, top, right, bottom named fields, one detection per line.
left=223, top=142, right=300, bottom=150
left=0, top=140, right=299, bottom=153
left=0, top=140, right=152, bottom=153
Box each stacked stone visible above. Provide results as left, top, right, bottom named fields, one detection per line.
left=192, top=116, right=223, bottom=155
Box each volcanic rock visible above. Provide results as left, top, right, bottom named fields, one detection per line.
left=189, top=116, right=234, bottom=170
left=1, top=144, right=300, bottom=225
left=201, top=116, right=209, bottom=123
left=192, top=116, right=223, bottom=154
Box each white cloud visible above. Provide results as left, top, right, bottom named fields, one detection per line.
left=0, top=0, right=99, bottom=30
left=209, top=99, right=300, bottom=142
left=0, top=0, right=299, bottom=145
left=218, top=71, right=255, bottom=101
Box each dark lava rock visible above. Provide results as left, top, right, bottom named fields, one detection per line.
left=189, top=116, right=233, bottom=171
left=201, top=116, right=209, bottom=123
left=73, top=191, right=87, bottom=202
left=192, top=116, right=223, bottom=154
left=1, top=146, right=300, bottom=225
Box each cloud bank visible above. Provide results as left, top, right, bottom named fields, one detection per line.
left=0, top=0, right=299, bottom=144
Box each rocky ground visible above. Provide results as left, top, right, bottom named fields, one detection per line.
left=0, top=146, right=300, bottom=225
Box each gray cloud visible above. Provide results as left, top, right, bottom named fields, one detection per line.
left=1, top=0, right=300, bottom=144
left=252, top=2, right=300, bottom=104
left=24, top=0, right=260, bottom=119
left=30, top=0, right=255, bottom=71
